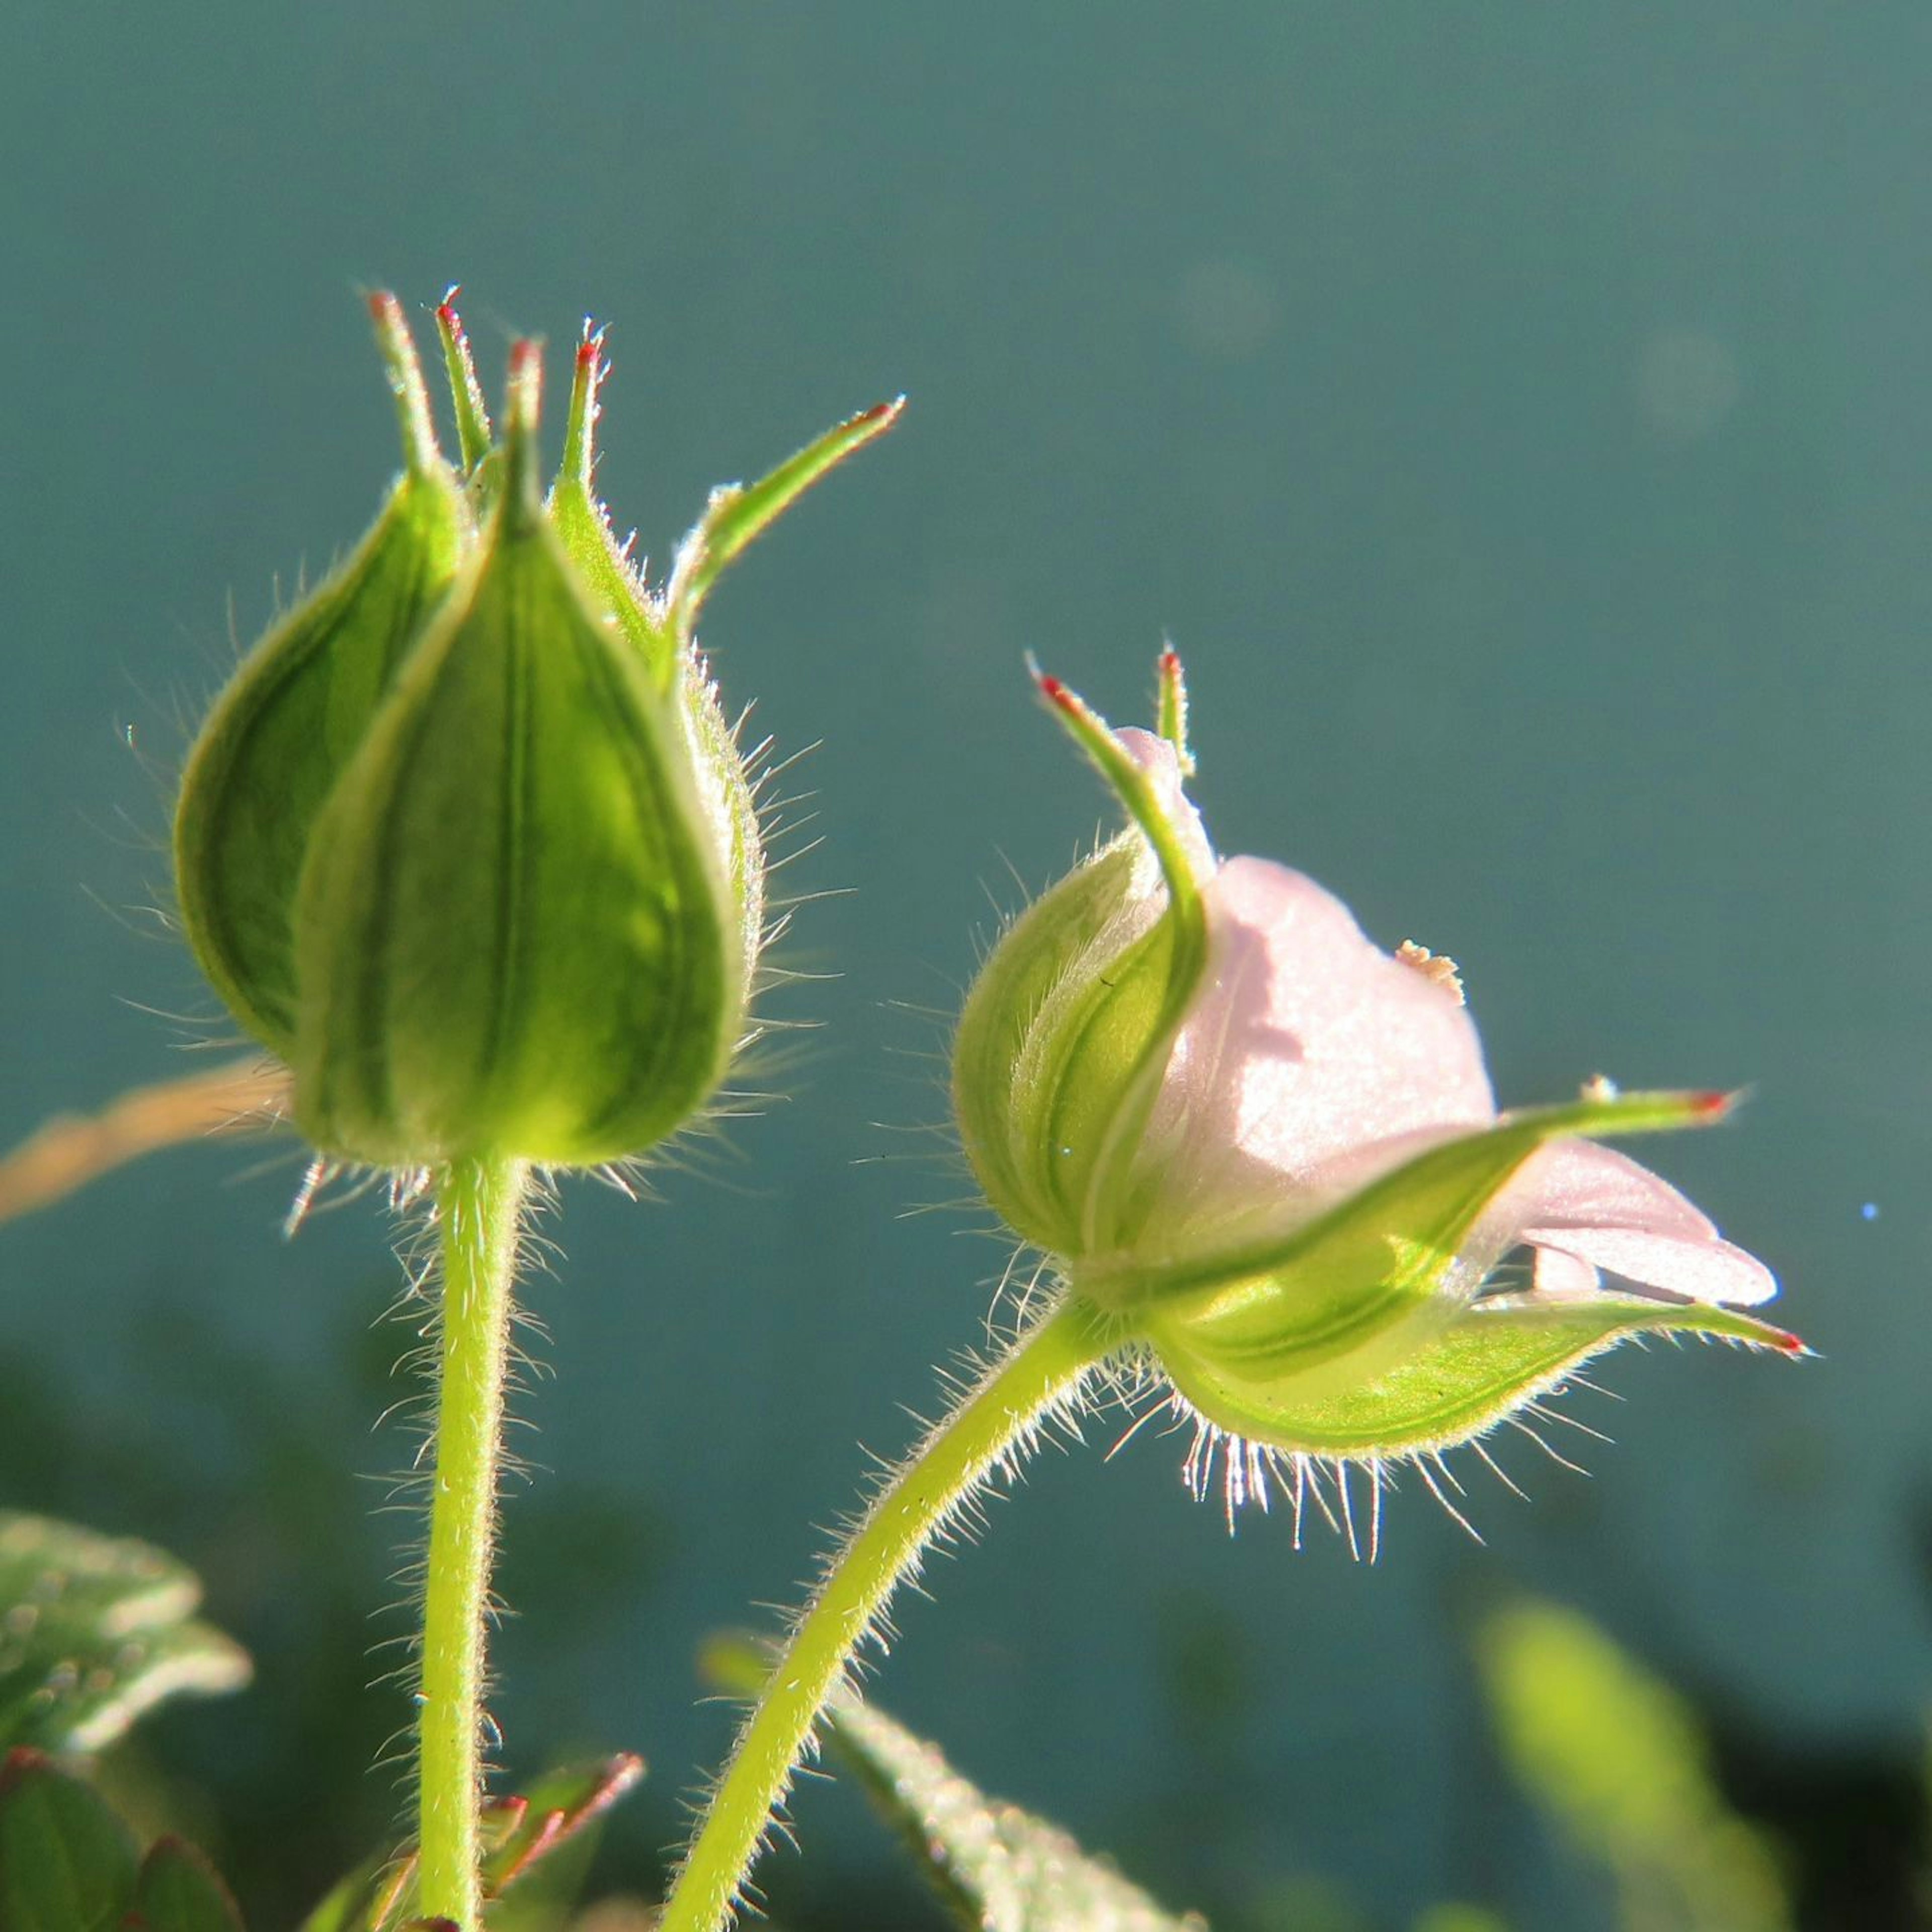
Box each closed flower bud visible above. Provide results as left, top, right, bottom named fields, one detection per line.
left=175, top=294, right=900, bottom=1169
left=955, top=656, right=1801, bottom=1513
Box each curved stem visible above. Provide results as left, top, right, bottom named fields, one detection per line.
left=659, top=1295, right=1116, bottom=1932
left=418, top=1154, right=527, bottom=1928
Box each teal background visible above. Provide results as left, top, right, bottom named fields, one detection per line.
left=1, top=5, right=1925, bottom=1926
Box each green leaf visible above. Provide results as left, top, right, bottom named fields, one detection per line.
left=831, top=1696, right=1203, bottom=1932
left=295, top=1757, right=643, bottom=1932
left=1475, top=1598, right=1795, bottom=1932
left=703, top=1637, right=1200, bottom=1932
left=122, top=1836, right=245, bottom=1932
left=664, top=399, right=904, bottom=636
left=0, top=1748, right=139, bottom=1932
left=0, top=1513, right=250, bottom=1756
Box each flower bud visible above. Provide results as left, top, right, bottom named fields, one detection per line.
left=954, top=658, right=1800, bottom=1502
left=175, top=294, right=900, bottom=1169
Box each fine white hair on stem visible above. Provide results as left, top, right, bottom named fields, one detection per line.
left=664, top=1303, right=1105, bottom=1931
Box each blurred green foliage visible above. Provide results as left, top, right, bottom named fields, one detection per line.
left=1476, top=1597, right=1795, bottom=1932
left=0, top=1512, right=247, bottom=1756
left=0, top=1305, right=666, bottom=1929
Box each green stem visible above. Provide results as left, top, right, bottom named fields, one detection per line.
left=419, top=1153, right=527, bottom=1928
left=659, top=1295, right=1116, bottom=1932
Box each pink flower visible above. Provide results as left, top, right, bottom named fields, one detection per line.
left=953, top=659, right=1798, bottom=1528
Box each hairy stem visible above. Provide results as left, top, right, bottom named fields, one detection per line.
left=659, top=1295, right=1115, bottom=1932
left=419, top=1153, right=527, bottom=1928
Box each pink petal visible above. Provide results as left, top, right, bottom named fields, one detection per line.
left=1138, top=855, right=1495, bottom=1240
left=1507, top=1140, right=1779, bottom=1308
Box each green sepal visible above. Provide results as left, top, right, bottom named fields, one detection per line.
left=1123, top=1092, right=1776, bottom=1448
left=1154, top=647, right=1193, bottom=776
left=545, top=340, right=769, bottom=991
left=952, top=841, right=1164, bottom=1255
left=1155, top=1285, right=1792, bottom=1462
left=664, top=398, right=904, bottom=640
left=292, top=362, right=740, bottom=1167
left=173, top=339, right=468, bottom=1055
left=953, top=663, right=1216, bottom=1259
left=1030, top=670, right=1211, bottom=1254
left=547, top=334, right=680, bottom=694
left=432, top=293, right=493, bottom=477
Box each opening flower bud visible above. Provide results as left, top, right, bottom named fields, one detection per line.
left=175, top=295, right=900, bottom=1169
left=954, top=657, right=1799, bottom=1503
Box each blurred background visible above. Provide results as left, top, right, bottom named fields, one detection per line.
left=0, top=5, right=1926, bottom=1928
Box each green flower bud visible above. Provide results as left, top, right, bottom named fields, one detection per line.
left=174, top=295, right=900, bottom=1169
left=955, top=658, right=1799, bottom=1526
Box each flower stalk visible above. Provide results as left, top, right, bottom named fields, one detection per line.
left=418, top=1153, right=527, bottom=1929
left=659, top=1297, right=1115, bottom=1932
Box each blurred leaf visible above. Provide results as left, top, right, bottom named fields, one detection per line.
left=293, top=1854, right=411, bottom=1932
left=703, top=1635, right=1202, bottom=1932
left=0, top=1512, right=250, bottom=1755
left=1475, top=1598, right=1794, bottom=1932
left=0, top=1747, right=140, bottom=1931
left=1412, top=1908, right=1509, bottom=1932
left=481, top=1755, right=645, bottom=1917
left=297, top=1757, right=644, bottom=1932
left=123, top=1836, right=246, bottom=1931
